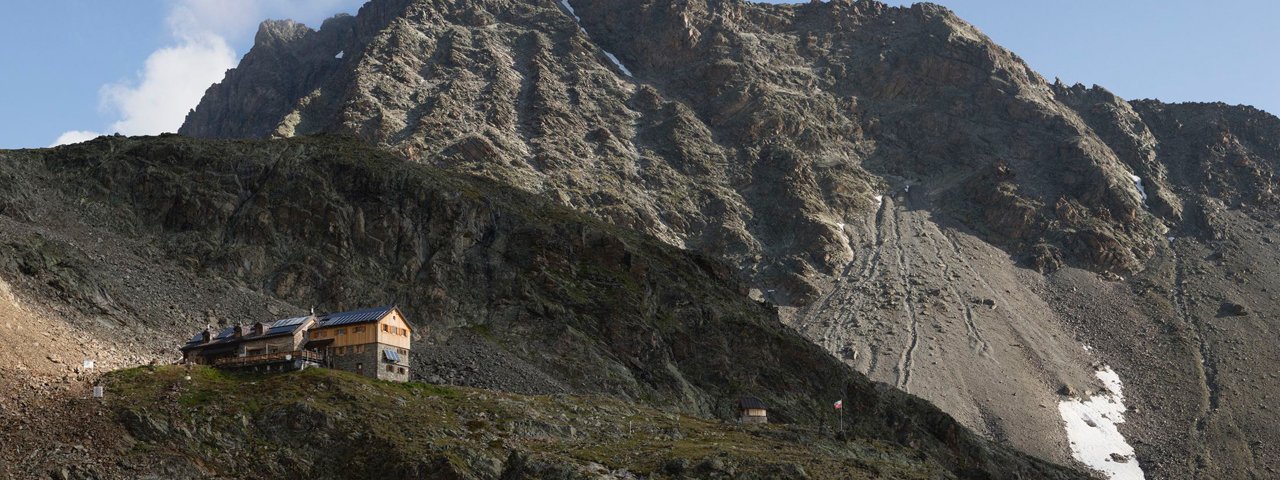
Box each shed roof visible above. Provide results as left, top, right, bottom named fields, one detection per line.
left=738, top=396, right=768, bottom=410
left=304, top=337, right=335, bottom=349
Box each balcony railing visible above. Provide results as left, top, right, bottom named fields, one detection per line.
left=214, top=350, right=324, bottom=368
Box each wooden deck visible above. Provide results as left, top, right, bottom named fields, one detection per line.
left=214, top=350, right=324, bottom=368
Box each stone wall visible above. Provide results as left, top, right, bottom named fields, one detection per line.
left=328, top=342, right=409, bottom=382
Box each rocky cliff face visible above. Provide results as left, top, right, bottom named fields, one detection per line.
left=146, top=0, right=1280, bottom=478
left=181, top=0, right=1172, bottom=301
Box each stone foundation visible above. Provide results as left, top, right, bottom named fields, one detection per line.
left=328, top=342, right=410, bottom=382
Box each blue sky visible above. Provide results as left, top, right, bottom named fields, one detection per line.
left=1, top=0, right=1276, bottom=148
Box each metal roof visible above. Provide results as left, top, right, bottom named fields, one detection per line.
left=182, top=326, right=239, bottom=350
left=213, top=327, right=236, bottom=340
left=184, top=315, right=313, bottom=349
left=183, top=307, right=396, bottom=352
left=738, top=396, right=768, bottom=410
left=317, top=306, right=393, bottom=328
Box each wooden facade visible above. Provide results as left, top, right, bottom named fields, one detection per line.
left=738, top=396, right=769, bottom=424
left=307, top=310, right=412, bottom=349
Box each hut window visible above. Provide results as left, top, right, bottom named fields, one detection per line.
left=382, top=324, right=389, bottom=332
left=310, top=331, right=318, bottom=339
left=386, top=365, right=394, bottom=372
left=397, top=367, right=405, bottom=374
left=356, top=363, right=363, bottom=372
left=355, top=326, right=365, bottom=333
left=337, top=328, right=346, bottom=336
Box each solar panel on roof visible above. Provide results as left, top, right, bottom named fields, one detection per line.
left=318, top=306, right=393, bottom=327
left=214, top=327, right=236, bottom=339
left=258, top=315, right=313, bottom=336
left=270, top=316, right=309, bottom=328
left=264, top=326, right=299, bottom=336
left=383, top=349, right=400, bottom=362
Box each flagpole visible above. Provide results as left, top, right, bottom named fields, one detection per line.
left=839, top=399, right=843, bottom=435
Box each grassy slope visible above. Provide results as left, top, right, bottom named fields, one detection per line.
left=105, top=366, right=948, bottom=479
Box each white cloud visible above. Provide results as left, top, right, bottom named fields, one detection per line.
left=100, top=34, right=236, bottom=136
left=52, top=0, right=365, bottom=145
left=50, top=130, right=103, bottom=147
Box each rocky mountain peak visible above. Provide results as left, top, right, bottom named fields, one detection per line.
left=180, top=0, right=1183, bottom=296
left=254, top=19, right=312, bottom=46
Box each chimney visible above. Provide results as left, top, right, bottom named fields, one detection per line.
left=233, top=324, right=245, bottom=339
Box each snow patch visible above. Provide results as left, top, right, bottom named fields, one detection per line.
left=559, top=0, right=581, bottom=22
left=1058, top=366, right=1145, bottom=480
left=602, top=50, right=633, bottom=77
left=1083, top=344, right=1093, bottom=352
left=1131, top=175, right=1148, bottom=206
left=873, top=195, right=883, bottom=209
left=559, top=0, right=633, bottom=77
left=335, top=50, right=344, bottom=59
left=1168, top=236, right=1176, bottom=243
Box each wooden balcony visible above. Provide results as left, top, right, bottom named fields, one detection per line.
left=214, top=350, right=324, bottom=368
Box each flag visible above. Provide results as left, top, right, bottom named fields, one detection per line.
left=834, top=399, right=843, bottom=409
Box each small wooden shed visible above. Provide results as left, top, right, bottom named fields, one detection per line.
left=738, top=396, right=768, bottom=424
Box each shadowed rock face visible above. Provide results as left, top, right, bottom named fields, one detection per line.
left=0, top=136, right=1086, bottom=479
left=171, top=1, right=1280, bottom=478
